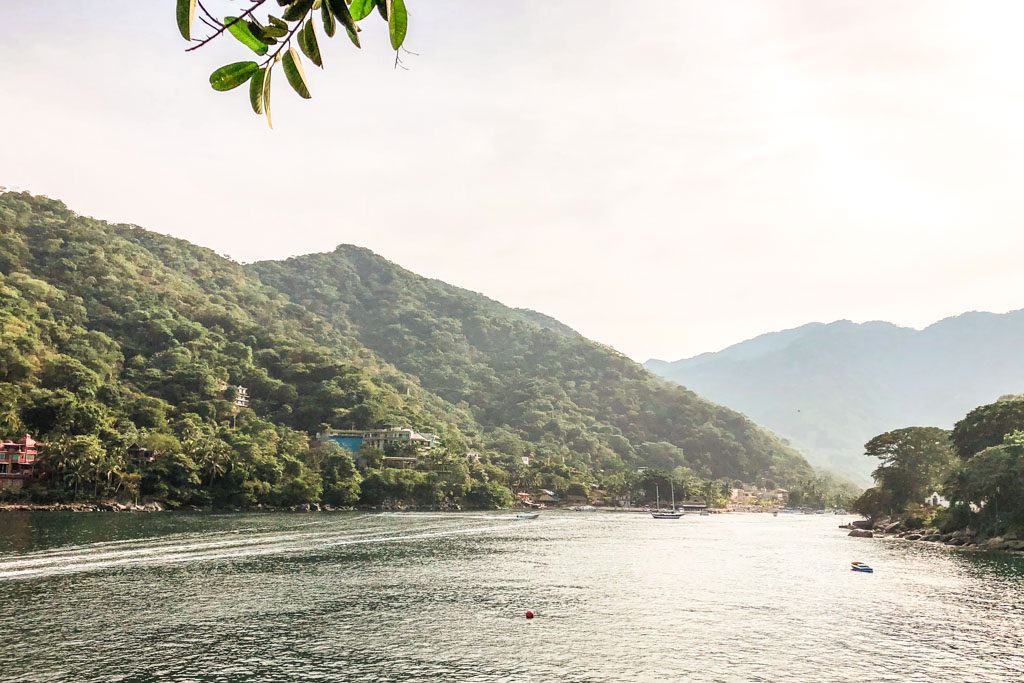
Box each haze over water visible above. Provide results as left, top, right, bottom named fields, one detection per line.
left=0, top=512, right=1021, bottom=682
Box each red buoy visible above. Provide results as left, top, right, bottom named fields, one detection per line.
left=525, top=610, right=535, bottom=619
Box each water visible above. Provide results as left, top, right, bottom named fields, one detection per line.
left=0, top=511, right=1022, bottom=682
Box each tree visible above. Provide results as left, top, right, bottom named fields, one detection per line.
left=951, top=396, right=1024, bottom=460
left=854, top=427, right=955, bottom=518
left=943, top=430, right=1024, bottom=535
left=178, top=0, right=411, bottom=127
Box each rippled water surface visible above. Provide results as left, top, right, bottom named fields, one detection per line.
left=1, top=511, right=1022, bottom=682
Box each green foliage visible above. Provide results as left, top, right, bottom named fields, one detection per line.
left=209, top=61, right=259, bottom=91
left=0, top=192, right=462, bottom=508
left=945, top=434, right=1024, bottom=535
left=183, top=0, right=410, bottom=125
left=225, top=17, right=269, bottom=56
left=282, top=48, right=311, bottom=99
left=858, top=397, right=1024, bottom=535
left=466, top=481, right=513, bottom=510
left=852, top=427, right=955, bottom=519
left=951, top=396, right=1024, bottom=460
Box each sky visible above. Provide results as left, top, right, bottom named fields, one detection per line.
left=2, top=1, right=1023, bottom=362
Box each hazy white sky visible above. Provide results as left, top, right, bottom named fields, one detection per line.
left=3, top=1, right=1023, bottom=361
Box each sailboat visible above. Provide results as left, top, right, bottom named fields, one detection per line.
left=651, top=481, right=683, bottom=519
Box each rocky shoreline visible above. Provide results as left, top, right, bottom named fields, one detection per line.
left=842, top=519, right=1024, bottom=553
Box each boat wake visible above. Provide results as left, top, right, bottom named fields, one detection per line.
left=0, top=517, right=533, bottom=582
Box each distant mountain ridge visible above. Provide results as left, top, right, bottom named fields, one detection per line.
left=646, top=311, right=1024, bottom=482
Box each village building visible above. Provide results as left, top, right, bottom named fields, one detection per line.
left=534, top=488, right=559, bottom=504
left=0, top=435, right=44, bottom=488
left=925, top=491, right=950, bottom=508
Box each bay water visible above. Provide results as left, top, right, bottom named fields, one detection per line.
left=0, top=511, right=1021, bottom=682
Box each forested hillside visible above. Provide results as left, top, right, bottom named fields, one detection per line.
left=0, top=192, right=477, bottom=507
left=1, top=192, right=820, bottom=509
left=646, top=315, right=1024, bottom=483
left=251, top=246, right=813, bottom=484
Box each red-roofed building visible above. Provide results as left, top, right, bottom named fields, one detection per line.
left=0, top=435, right=44, bottom=486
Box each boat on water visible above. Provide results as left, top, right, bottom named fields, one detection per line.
left=700, top=510, right=711, bottom=516
left=851, top=561, right=874, bottom=573
left=570, top=505, right=598, bottom=512
left=651, top=481, right=683, bottom=519
left=516, top=512, right=540, bottom=520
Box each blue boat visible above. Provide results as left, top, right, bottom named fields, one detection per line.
left=851, top=562, right=874, bottom=573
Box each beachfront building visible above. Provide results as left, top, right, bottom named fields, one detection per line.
left=0, top=435, right=44, bottom=487
left=926, top=491, right=950, bottom=508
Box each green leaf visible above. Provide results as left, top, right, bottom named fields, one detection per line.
left=345, top=22, right=362, bottom=48
left=321, top=2, right=337, bottom=37
left=209, top=61, right=259, bottom=91
left=387, top=0, right=407, bottom=50
left=299, top=20, right=322, bottom=67
left=250, top=68, right=266, bottom=114
left=375, top=0, right=388, bottom=21
left=263, top=66, right=274, bottom=128
left=348, top=0, right=375, bottom=21
left=225, top=16, right=269, bottom=55
left=328, top=0, right=359, bottom=45
left=283, top=0, right=315, bottom=22
left=176, top=0, right=195, bottom=40
left=282, top=48, right=311, bottom=99
left=268, top=15, right=288, bottom=30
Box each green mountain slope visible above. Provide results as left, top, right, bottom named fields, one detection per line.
left=0, top=192, right=477, bottom=506
left=1, top=191, right=818, bottom=508
left=250, top=246, right=813, bottom=484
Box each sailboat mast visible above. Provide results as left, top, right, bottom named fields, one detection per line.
left=656, top=483, right=660, bottom=511
left=671, top=479, right=676, bottom=511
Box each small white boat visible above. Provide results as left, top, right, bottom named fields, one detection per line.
left=516, top=512, right=540, bottom=520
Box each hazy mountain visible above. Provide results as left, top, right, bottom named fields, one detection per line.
left=646, top=313, right=1024, bottom=482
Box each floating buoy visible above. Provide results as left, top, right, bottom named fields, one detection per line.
left=525, top=610, right=535, bottom=619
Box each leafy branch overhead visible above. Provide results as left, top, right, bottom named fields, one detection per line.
left=176, top=0, right=410, bottom=127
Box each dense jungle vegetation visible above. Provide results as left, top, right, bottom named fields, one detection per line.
left=1, top=192, right=822, bottom=509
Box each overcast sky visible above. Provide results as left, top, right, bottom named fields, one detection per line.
left=3, top=1, right=1023, bottom=361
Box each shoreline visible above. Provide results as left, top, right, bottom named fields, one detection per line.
left=842, top=519, right=1024, bottom=554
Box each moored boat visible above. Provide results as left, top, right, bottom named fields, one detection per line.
left=516, top=512, right=540, bottom=520
left=651, top=482, right=683, bottom=519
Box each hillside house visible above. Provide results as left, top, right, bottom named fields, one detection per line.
left=0, top=435, right=44, bottom=487
left=362, top=428, right=436, bottom=452
left=318, top=427, right=438, bottom=456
